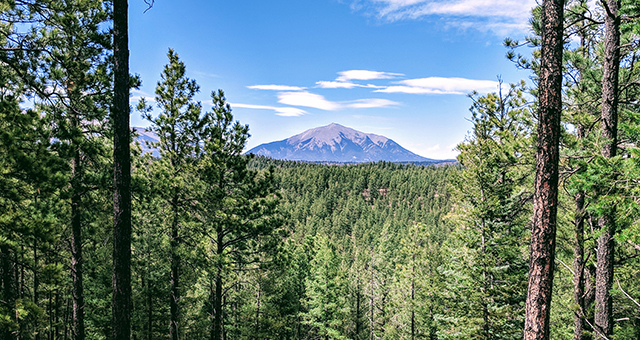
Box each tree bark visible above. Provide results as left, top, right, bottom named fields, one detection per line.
left=573, top=192, right=586, bottom=340
left=523, top=0, right=564, bottom=338
left=71, top=150, right=85, bottom=340
left=594, top=1, right=620, bottom=338
left=34, top=241, right=40, bottom=340
left=112, top=0, right=132, bottom=339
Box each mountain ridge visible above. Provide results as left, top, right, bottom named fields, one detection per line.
left=246, top=123, right=452, bottom=163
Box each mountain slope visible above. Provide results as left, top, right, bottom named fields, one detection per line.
left=246, top=123, right=443, bottom=163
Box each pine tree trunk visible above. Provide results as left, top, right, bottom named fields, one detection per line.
left=481, top=219, right=490, bottom=339
left=594, top=1, right=620, bottom=338
left=112, top=0, right=132, bottom=337
left=213, top=226, right=224, bottom=340
left=523, top=0, right=564, bottom=338
left=71, top=150, right=85, bottom=340
left=1, top=244, right=15, bottom=340
left=356, top=276, right=361, bottom=340
left=573, top=191, right=586, bottom=340
left=34, top=241, right=40, bottom=340
left=170, top=196, right=180, bottom=340
left=411, top=256, right=415, bottom=340
left=147, top=261, right=153, bottom=340
left=255, top=286, right=261, bottom=335
left=370, top=248, right=374, bottom=340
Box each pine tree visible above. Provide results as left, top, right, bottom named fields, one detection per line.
left=198, top=90, right=283, bottom=340
left=303, top=236, right=348, bottom=340
left=112, top=0, right=132, bottom=338
left=446, top=82, right=533, bottom=339
left=140, top=48, right=203, bottom=340
left=524, top=0, right=565, bottom=337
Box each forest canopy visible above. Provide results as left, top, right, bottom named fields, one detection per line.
left=0, top=0, right=639, bottom=339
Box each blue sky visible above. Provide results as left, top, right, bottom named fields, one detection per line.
left=129, top=0, right=536, bottom=159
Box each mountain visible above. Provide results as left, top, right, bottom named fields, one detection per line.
left=246, top=123, right=449, bottom=163
left=133, top=127, right=161, bottom=157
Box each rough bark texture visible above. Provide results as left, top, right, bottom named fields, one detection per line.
left=112, top=0, right=132, bottom=339
left=573, top=192, right=586, bottom=340
left=594, top=1, right=620, bottom=338
left=523, top=0, right=564, bottom=338
left=71, top=151, right=85, bottom=340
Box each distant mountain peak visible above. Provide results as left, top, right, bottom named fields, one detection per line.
left=246, top=124, right=440, bottom=163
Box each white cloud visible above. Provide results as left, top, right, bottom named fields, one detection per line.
left=130, top=89, right=155, bottom=104
left=315, top=81, right=382, bottom=89
left=353, top=0, right=536, bottom=34
left=275, top=91, right=399, bottom=111
left=346, top=98, right=399, bottom=109
left=376, top=77, right=501, bottom=95
left=231, top=103, right=307, bottom=117
left=277, top=91, right=342, bottom=111
left=336, top=70, right=403, bottom=82
left=248, top=84, right=306, bottom=91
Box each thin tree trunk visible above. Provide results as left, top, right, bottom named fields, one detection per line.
left=594, top=1, right=620, bottom=338
left=573, top=192, right=586, bottom=340
left=255, top=285, right=261, bottom=335
left=213, top=225, right=224, bottom=340
left=2, top=244, right=15, bottom=340
left=34, top=239, right=40, bottom=340
left=147, top=260, right=153, bottom=340
left=411, top=254, right=415, bottom=340
left=48, top=286, right=52, bottom=340
left=370, top=248, right=374, bottom=340
left=71, top=150, right=85, bottom=340
left=481, top=219, right=490, bottom=339
left=170, top=195, right=180, bottom=340
left=112, top=0, right=132, bottom=339
left=356, top=276, right=361, bottom=340
left=523, top=0, right=564, bottom=338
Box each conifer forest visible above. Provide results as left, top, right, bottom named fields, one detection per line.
left=1, top=0, right=640, bottom=339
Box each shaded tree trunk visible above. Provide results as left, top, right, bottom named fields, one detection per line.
left=112, top=0, right=132, bottom=339
left=212, top=225, right=224, bottom=340
left=170, top=195, right=180, bottom=340
left=71, top=149, right=85, bottom=340
left=34, top=242, right=40, bottom=340
left=523, top=0, right=564, bottom=338
left=147, top=262, right=153, bottom=340
left=594, top=1, right=620, bottom=338
left=573, top=192, right=587, bottom=340
left=1, top=244, right=15, bottom=340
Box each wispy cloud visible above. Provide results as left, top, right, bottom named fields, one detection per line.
left=277, top=91, right=399, bottom=111
left=231, top=103, right=308, bottom=117
left=376, top=77, right=501, bottom=95
left=278, top=91, right=342, bottom=111
left=315, top=80, right=382, bottom=89
left=336, top=70, right=403, bottom=81
left=346, top=98, right=398, bottom=109
left=248, top=84, right=306, bottom=91
left=316, top=70, right=401, bottom=89
left=351, top=0, right=535, bottom=34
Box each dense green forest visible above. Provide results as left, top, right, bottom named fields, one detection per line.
left=1, top=0, right=640, bottom=339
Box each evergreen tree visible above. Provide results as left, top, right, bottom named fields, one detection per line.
left=524, top=0, right=565, bottom=337
left=139, top=48, right=203, bottom=340
left=445, top=82, right=533, bottom=339
left=303, top=236, right=348, bottom=340
left=198, top=90, right=283, bottom=340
